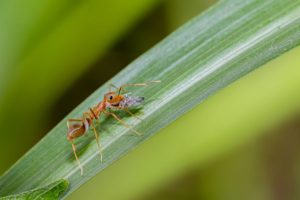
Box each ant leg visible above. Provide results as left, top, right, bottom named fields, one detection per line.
left=117, top=80, right=160, bottom=94
left=82, top=112, right=102, bottom=161
left=123, top=108, right=142, bottom=121
left=70, top=140, right=84, bottom=176
left=90, top=122, right=103, bottom=162
left=104, top=110, right=141, bottom=135
left=112, top=106, right=142, bottom=120
left=119, top=80, right=161, bottom=89
left=109, top=83, right=128, bottom=94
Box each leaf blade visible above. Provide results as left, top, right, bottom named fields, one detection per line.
left=1, top=0, right=300, bottom=198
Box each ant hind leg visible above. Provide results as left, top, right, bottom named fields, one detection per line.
left=70, top=140, right=84, bottom=176
left=90, top=122, right=103, bottom=162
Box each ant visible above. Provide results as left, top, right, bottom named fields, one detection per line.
left=67, top=80, right=160, bottom=175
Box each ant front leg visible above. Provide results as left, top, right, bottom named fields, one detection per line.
left=115, top=107, right=142, bottom=121
left=123, top=108, right=142, bottom=120
left=104, top=110, right=141, bottom=135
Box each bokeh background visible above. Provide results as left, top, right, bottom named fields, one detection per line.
left=1, top=0, right=300, bottom=200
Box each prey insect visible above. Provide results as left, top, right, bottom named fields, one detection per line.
left=67, top=80, right=160, bottom=175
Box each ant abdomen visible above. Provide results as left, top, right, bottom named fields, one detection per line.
left=67, top=120, right=89, bottom=141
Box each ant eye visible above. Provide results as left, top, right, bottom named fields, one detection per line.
left=109, top=96, right=113, bottom=100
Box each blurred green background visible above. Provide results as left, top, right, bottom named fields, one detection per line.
left=1, top=0, right=300, bottom=199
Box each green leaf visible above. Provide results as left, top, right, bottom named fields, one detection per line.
left=1, top=0, right=300, bottom=198
left=0, top=179, right=68, bottom=200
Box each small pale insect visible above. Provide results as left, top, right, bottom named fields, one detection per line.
left=116, top=94, right=145, bottom=108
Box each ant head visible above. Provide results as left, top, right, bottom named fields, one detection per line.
left=104, top=92, right=122, bottom=104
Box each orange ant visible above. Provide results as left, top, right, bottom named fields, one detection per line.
left=67, top=80, right=160, bottom=175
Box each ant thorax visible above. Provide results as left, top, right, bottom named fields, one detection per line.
left=119, top=94, right=144, bottom=109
